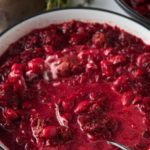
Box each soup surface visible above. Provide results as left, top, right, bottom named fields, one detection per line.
left=0, top=20, right=150, bottom=150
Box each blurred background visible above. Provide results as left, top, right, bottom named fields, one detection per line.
left=0, top=0, right=130, bottom=33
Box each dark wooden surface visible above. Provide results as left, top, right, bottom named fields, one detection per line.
left=0, top=0, right=45, bottom=32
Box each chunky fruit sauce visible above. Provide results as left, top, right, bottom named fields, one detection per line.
left=124, top=0, right=150, bottom=19
left=0, top=20, right=150, bottom=150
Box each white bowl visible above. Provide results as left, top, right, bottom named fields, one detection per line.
left=0, top=7, right=150, bottom=150
left=0, top=8, right=150, bottom=56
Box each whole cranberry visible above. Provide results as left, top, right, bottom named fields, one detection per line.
left=44, top=45, right=53, bottom=54
left=27, top=58, right=44, bottom=74
left=74, top=100, right=91, bottom=114
left=3, top=108, right=18, bottom=121
left=42, top=126, right=58, bottom=139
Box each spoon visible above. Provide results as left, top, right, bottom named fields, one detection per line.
left=108, top=141, right=132, bottom=150
left=0, top=141, right=132, bottom=150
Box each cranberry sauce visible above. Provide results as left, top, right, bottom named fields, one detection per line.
left=124, top=0, right=150, bottom=19
left=0, top=20, right=150, bottom=150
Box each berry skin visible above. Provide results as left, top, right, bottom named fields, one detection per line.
left=11, top=63, right=24, bottom=71
left=3, top=108, right=18, bottom=121
left=121, top=91, right=134, bottom=106
left=42, top=126, right=58, bottom=139
left=74, top=100, right=91, bottom=114
left=27, top=58, right=44, bottom=74
left=62, top=100, right=74, bottom=112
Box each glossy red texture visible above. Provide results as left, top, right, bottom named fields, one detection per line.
left=0, top=20, right=150, bottom=150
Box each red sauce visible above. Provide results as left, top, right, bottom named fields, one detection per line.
left=124, top=0, right=150, bottom=19
left=0, top=20, right=150, bottom=150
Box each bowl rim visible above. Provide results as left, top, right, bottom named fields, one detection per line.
left=0, top=7, right=150, bottom=150
left=0, top=7, right=149, bottom=38
left=115, top=0, right=150, bottom=26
